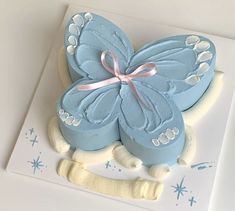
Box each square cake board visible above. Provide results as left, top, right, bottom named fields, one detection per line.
left=7, top=4, right=235, bottom=211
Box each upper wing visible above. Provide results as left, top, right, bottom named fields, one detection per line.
left=118, top=82, right=185, bottom=166
left=57, top=79, right=121, bottom=150
left=128, top=35, right=216, bottom=111
left=64, top=13, right=134, bottom=81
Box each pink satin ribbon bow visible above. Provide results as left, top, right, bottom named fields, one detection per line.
left=77, top=50, right=157, bottom=108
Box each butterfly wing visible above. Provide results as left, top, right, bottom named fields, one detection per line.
left=61, top=13, right=134, bottom=150
left=57, top=79, right=121, bottom=150
left=64, top=12, right=134, bottom=81
left=118, top=82, right=185, bottom=166
left=128, top=35, right=216, bottom=111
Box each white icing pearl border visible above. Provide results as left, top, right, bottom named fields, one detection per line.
left=152, top=127, right=179, bottom=147
left=66, top=13, right=93, bottom=55
left=184, top=35, right=213, bottom=86
left=58, top=109, right=81, bottom=127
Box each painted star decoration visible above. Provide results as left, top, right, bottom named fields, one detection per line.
left=25, top=128, right=39, bottom=147
left=172, top=177, right=188, bottom=200
left=189, top=196, right=197, bottom=207
left=28, top=153, right=45, bottom=174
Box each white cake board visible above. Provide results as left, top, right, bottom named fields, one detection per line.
left=7, top=4, right=235, bottom=211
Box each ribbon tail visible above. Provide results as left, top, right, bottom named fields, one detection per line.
left=77, top=77, right=120, bottom=91
left=127, top=80, right=152, bottom=110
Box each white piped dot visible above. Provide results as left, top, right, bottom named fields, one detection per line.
left=67, top=45, right=75, bottom=55
left=172, top=127, right=179, bottom=135
left=159, top=133, right=169, bottom=145
left=65, top=116, right=75, bottom=125
left=152, top=128, right=180, bottom=147
left=84, top=12, right=93, bottom=21
left=185, top=74, right=200, bottom=85
left=197, top=51, right=213, bottom=62
left=60, top=112, right=69, bottom=121
left=68, top=35, right=77, bottom=46
left=73, top=119, right=81, bottom=127
left=68, top=23, right=79, bottom=35
left=72, top=14, right=84, bottom=27
left=58, top=109, right=64, bottom=115
left=152, top=139, right=160, bottom=147
left=194, top=41, right=210, bottom=52
left=186, top=35, right=200, bottom=46
left=197, top=62, right=209, bottom=76
left=165, top=129, right=175, bottom=140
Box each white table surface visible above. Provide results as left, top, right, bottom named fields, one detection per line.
left=1, top=1, right=235, bottom=210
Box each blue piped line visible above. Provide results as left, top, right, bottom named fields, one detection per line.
left=191, top=162, right=209, bottom=168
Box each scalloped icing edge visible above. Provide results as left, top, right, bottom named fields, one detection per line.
left=182, top=71, right=224, bottom=126
left=57, top=159, right=163, bottom=200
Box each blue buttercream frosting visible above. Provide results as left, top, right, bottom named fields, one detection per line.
left=57, top=12, right=216, bottom=166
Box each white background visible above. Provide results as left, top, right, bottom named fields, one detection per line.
left=1, top=1, right=235, bottom=210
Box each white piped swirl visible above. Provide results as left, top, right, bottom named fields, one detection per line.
left=66, top=12, right=93, bottom=55
left=152, top=127, right=179, bottom=147
left=58, top=109, right=81, bottom=127
left=184, top=35, right=213, bottom=86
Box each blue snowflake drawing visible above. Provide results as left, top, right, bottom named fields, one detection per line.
left=28, top=153, right=46, bottom=174
left=191, top=161, right=215, bottom=170
left=25, top=128, right=39, bottom=147
left=189, top=196, right=197, bottom=207
left=172, top=177, right=188, bottom=200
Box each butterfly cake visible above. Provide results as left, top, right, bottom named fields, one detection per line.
left=48, top=12, right=219, bottom=200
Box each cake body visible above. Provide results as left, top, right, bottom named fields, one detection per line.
left=57, top=13, right=216, bottom=166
